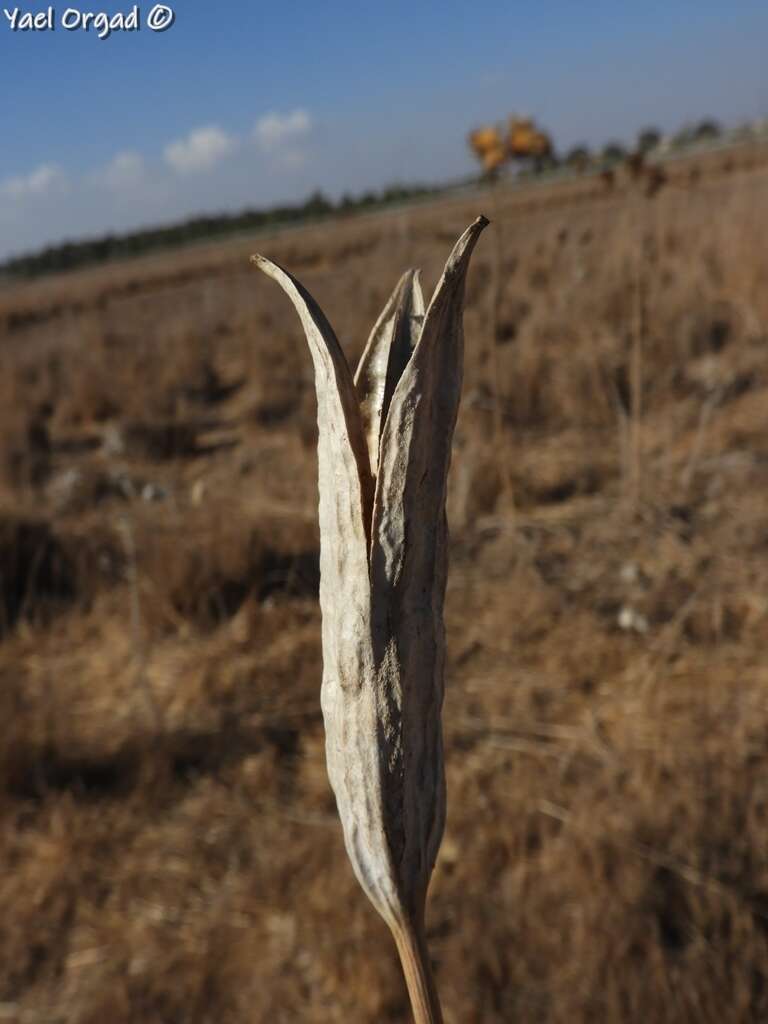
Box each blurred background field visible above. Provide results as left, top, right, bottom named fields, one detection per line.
left=2, top=143, right=768, bottom=1021
left=3, top=3, right=768, bottom=1021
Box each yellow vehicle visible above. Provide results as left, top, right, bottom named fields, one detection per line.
left=508, top=116, right=552, bottom=160
left=468, top=125, right=508, bottom=174
left=468, top=115, right=553, bottom=176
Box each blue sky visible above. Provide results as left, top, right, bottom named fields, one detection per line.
left=1, top=1, right=767, bottom=259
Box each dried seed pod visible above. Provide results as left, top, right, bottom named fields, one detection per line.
left=253, top=216, right=488, bottom=1023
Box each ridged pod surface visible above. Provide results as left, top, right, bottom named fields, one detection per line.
left=252, top=216, right=488, bottom=1023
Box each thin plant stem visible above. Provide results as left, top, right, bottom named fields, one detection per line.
left=628, top=249, right=644, bottom=511
left=118, top=514, right=163, bottom=736
left=392, top=914, right=444, bottom=1024
left=488, top=182, right=515, bottom=513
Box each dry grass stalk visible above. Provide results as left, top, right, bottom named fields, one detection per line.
left=628, top=262, right=644, bottom=509
left=488, top=184, right=515, bottom=512
left=116, top=514, right=164, bottom=737
left=253, top=216, right=488, bottom=1023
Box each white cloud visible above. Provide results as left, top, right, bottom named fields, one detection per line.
left=254, top=109, right=312, bottom=152
left=163, top=125, right=236, bottom=174
left=0, top=163, right=67, bottom=200
left=98, top=150, right=145, bottom=190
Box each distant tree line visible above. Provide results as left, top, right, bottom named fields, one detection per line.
left=0, top=114, right=739, bottom=281
left=1, top=183, right=440, bottom=280
left=562, top=118, right=723, bottom=172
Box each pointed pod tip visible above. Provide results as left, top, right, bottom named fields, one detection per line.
left=440, top=216, right=490, bottom=282
left=250, top=254, right=291, bottom=290
left=251, top=253, right=284, bottom=275
left=456, top=215, right=490, bottom=251
left=467, top=214, right=490, bottom=236
left=386, top=268, right=424, bottom=316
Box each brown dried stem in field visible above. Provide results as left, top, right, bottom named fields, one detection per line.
left=488, top=184, right=515, bottom=511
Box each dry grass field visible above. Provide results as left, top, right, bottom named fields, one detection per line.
left=1, top=147, right=768, bottom=1022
